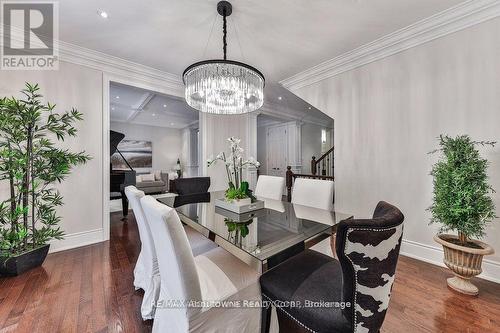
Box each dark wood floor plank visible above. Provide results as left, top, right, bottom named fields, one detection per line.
left=0, top=211, right=499, bottom=333
left=0, top=275, right=32, bottom=328
left=7, top=253, right=59, bottom=333
left=36, top=251, right=77, bottom=333
left=77, top=246, right=95, bottom=333
left=59, top=247, right=84, bottom=333
left=91, top=245, right=108, bottom=332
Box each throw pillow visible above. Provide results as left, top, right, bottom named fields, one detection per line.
left=141, top=173, right=155, bottom=182
left=154, top=171, right=162, bottom=181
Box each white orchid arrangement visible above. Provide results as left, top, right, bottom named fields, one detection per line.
left=207, top=137, right=260, bottom=201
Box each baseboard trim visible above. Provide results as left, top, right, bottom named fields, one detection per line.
left=401, top=239, right=500, bottom=284
left=48, top=228, right=104, bottom=253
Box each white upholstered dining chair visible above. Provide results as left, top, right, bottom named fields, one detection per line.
left=291, top=177, right=334, bottom=211
left=125, top=186, right=161, bottom=320
left=140, top=195, right=261, bottom=333
left=125, top=186, right=218, bottom=320
left=254, top=175, right=285, bottom=201
left=290, top=178, right=335, bottom=257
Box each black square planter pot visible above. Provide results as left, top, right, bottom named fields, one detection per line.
left=0, top=244, right=50, bottom=277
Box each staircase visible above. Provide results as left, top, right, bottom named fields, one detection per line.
left=311, top=146, right=334, bottom=177
left=285, top=146, right=335, bottom=202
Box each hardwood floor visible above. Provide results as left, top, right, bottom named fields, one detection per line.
left=1, top=212, right=499, bottom=333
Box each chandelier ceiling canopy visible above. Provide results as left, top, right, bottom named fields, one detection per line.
left=182, top=1, right=265, bottom=115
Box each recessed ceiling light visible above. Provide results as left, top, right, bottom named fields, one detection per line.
left=98, top=10, right=108, bottom=19
left=170, top=122, right=174, bottom=126
left=163, top=104, right=167, bottom=108
left=111, top=107, right=115, bottom=110
left=152, top=113, right=156, bottom=116
left=308, top=106, right=312, bottom=110
left=115, top=95, right=119, bottom=99
left=278, top=96, right=282, bottom=100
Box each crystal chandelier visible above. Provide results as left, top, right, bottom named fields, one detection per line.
left=183, top=1, right=265, bottom=115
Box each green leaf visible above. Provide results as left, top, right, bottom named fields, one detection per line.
left=429, top=135, right=496, bottom=240
left=0, top=83, right=92, bottom=253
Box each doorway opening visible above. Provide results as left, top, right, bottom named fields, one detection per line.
left=257, top=113, right=334, bottom=179
left=107, top=81, right=199, bottom=218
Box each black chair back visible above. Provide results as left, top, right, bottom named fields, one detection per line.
left=335, top=201, right=404, bottom=333
left=173, top=177, right=210, bottom=195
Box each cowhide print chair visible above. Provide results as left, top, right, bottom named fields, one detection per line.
left=260, top=201, right=404, bottom=333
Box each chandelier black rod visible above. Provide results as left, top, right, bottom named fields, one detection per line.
left=223, top=9, right=227, bottom=60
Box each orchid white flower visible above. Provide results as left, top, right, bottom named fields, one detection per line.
left=207, top=137, right=259, bottom=191
left=227, top=136, right=241, bottom=145
left=242, top=156, right=260, bottom=168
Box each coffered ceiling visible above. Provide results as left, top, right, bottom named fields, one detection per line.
left=110, top=83, right=199, bottom=128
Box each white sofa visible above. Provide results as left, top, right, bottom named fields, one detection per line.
left=135, top=171, right=173, bottom=194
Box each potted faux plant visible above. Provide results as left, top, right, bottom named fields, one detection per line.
left=207, top=137, right=260, bottom=209
left=0, top=83, right=90, bottom=276
left=430, top=135, right=495, bottom=295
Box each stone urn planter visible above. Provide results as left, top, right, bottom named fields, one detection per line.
left=434, top=234, right=494, bottom=295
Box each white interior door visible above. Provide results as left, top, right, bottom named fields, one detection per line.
left=267, top=125, right=287, bottom=177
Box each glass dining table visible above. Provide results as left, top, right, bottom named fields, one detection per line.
left=157, top=191, right=352, bottom=273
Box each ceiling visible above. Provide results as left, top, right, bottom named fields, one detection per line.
left=59, top=0, right=464, bottom=110
left=110, top=82, right=199, bottom=128
left=110, top=81, right=333, bottom=128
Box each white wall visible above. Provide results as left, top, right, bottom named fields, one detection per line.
left=110, top=121, right=182, bottom=173
left=181, top=127, right=199, bottom=177
left=0, top=61, right=104, bottom=252
left=200, top=113, right=257, bottom=191
left=290, top=18, right=500, bottom=282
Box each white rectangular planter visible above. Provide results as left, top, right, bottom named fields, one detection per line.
left=215, top=206, right=266, bottom=222
left=215, top=198, right=265, bottom=214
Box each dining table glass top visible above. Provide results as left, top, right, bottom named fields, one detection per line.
left=157, top=191, right=352, bottom=263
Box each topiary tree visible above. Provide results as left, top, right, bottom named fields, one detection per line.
left=0, top=83, right=90, bottom=258
left=429, top=134, right=496, bottom=245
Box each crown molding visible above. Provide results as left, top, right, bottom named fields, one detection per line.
left=1, top=25, right=184, bottom=96
left=258, top=102, right=333, bottom=128
left=281, top=0, right=500, bottom=91
left=59, top=41, right=184, bottom=96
